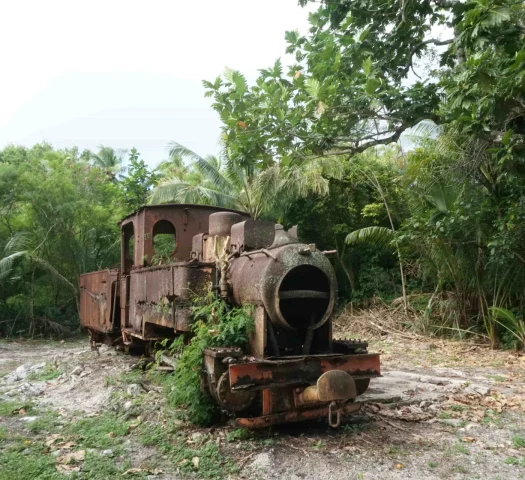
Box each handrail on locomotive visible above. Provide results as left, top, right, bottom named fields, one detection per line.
left=79, top=204, right=381, bottom=427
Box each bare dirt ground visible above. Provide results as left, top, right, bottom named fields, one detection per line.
left=1, top=327, right=525, bottom=479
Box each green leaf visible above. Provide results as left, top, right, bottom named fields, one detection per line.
left=362, top=57, right=373, bottom=76
left=365, top=78, right=381, bottom=94
left=305, top=78, right=321, bottom=99
left=232, top=71, right=247, bottom=96
left=501, top=130, right=513, bottom=146
left=359, top=28, right=371, bottom=42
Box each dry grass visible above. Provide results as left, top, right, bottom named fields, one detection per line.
left=334, top=305, right=422, bottom=341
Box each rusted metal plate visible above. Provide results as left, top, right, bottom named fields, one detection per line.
left=231, top=219, right=275, bottom=253
left=79, top=269, right=119, bottom=332
left=228, top=353, right=381, bottom=391
left=236, top=401, right=361, bottom=428
left=125, top=262, right=213, bottom=336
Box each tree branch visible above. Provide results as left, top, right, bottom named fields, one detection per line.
left=400, top=38, right=454, bottom=77
left=327, top=122, right=415, bottom=156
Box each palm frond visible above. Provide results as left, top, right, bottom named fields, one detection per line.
left=345, top=226, right=395, bottom=249
left=29, top=254, right=77, bottom=293
left=0, top=251, right=26, bottom=280
left=194, top=157, right=234, bottom=193
left=149, top=179, right=239, bottom=209
left=167, top=142, right=204, bottom=164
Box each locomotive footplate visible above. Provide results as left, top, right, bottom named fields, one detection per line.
left=226, top=352, right=380, bottom=428
left=228, top=353, right=381, bottom=391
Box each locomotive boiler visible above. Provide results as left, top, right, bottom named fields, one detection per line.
left=79, top=204, right=381, bottom=427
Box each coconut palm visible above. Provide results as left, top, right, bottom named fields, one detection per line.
left=150, top=142, right=343, bottom=219
left=89, top=146, right=126, bottom=181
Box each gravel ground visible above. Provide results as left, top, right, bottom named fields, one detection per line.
left=0, top=335, right=524, bottom=479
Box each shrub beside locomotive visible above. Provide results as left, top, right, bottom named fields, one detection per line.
left=80, top=204, right=381, bottom=427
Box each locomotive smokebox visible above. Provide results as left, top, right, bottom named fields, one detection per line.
left=228, top=227, right=337, bottom=331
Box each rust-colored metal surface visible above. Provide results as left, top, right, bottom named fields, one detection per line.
left=229, top=241, right=337, bottom=332
left=80, top=204, right=381, bottom=427
left=236, top=401, right=361, bottom=428
left=228, top=353, right=381, bottom=391
left=119, top=204, right=249, bottom=268
left=80, top=269, right=119, bottom=334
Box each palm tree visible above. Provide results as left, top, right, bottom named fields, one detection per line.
left=0, top=232, right=77, bottom=337
left=150, top=142, right=343, bottom=219
left=89, top=146, right=126, bottom=181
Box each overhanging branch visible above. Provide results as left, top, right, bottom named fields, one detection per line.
left=400, top=38, right=454, bottom=77
left=327, top=122, right=415, bottom=156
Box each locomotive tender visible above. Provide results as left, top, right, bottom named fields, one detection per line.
left=80, top=204, right=381, bottom=427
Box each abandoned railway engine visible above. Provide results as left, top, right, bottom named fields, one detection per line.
left=80, top=204, right=381, bottom=427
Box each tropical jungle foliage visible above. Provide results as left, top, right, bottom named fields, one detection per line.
left=1, top=0, right=524, bottom=347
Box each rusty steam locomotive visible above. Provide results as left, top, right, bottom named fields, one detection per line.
left=80, top=204, right=381, bottom=427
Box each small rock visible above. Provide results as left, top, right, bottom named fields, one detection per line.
left=20, top=416, right=39, bottom=423
left=29, top=362, right=46, bottom=373
left=250, top=452, right=272, bottom=471
left=439, top=419, right=463, bottom=427
left=424, top=376, right=451, bottom=386
left=123, top=401, right=133, bottom=411
left=21, top=449, right=32, bottom=455
left=428, top=404, right=440, bottom=413
left=70, top=366, right=83, bottom=376
left=4, top=363, right=32, bottom=383
left=191, top=432, right=204, bottom=442
left=101, top=449, right=114, bottom=457
left=465, top=385, right=490, bottom=396
left=79, top=371, right=90, bottom=378
left=419, top=401, right=432, bottom=408
left=127, top=384, right=143, bottom=397
left=465, top=423, right=480, bottom=431
left=5, top=382, right=45, bottom=397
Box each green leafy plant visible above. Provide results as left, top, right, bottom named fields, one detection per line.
left=490, top=307, right=525, bottom=349
left=165, top=294, right=254, bottom=426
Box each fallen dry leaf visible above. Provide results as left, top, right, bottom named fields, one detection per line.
left=126, top=417, right=141, bottom=433
left=45, top=434, right=63, bottom=447
left=12, top=407, right=27, bottom=415
left=394, top=463, right=404, bottom=469
left=57, top=450, right=85, bottom=465
left=54, top=441, right=77, bottom=450
left=123, top=468, right=145, bottom=475
left=461, top=436, right=476, bottom=443
left=56, top=464, right=80, bottom=473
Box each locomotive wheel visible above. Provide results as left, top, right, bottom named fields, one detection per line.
left=355, top=378, right=370, bottom=396
left=216, top=372, right=256, bottom=412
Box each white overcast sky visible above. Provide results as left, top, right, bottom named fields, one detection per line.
left=0, top=0, right=313, bottom=167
